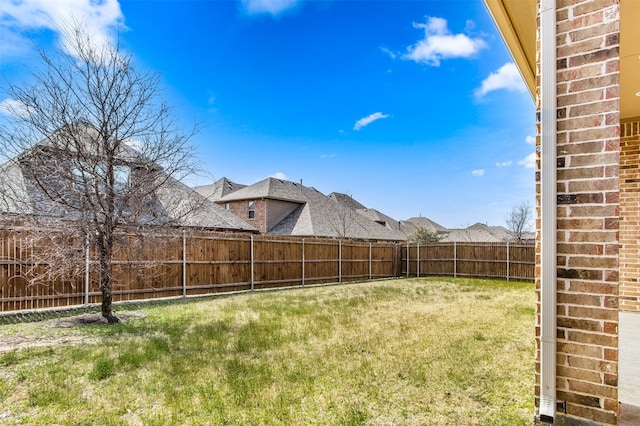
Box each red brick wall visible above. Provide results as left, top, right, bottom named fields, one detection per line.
left=535, top=0, right=621, bottom=424
left=619, top=120, right=640, bottom=312
left=222, top=199, right=268, bottom=233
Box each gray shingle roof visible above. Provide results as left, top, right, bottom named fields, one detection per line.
left=329, top=192, right=366, bottom=210
left=194, top=177, right=521, bottom=242
left=269, top=195, right=407, bottom=240
left=194, top=177, right=247, bottom=201
left=155, top=177, right=257, bottom=231
left=217, top=177, right=308, bottom=203
left=0, top=143, right=256, bottom=233
left=207, top=177, right=405, bottom=240
left=439, top=223, right=510, bottom=242
left=404, top=216, right=448, bottom=232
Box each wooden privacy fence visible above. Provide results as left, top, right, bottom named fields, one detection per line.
left=0, top=227, right=535, bottom=313
left=0, top=230, right=397, bottom=312
left=402, top=242, right=535, bottom=282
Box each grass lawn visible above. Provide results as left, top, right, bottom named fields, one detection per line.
left=0, top=277, right=535, bottom=425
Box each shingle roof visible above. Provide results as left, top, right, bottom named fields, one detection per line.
left=208, top=177, right=405, bottom=240
left=0, top=142, right=256, bottom=233
left=405, top=216, right=448, bottom=232
left=329, top=192, right=366, bottom=210
left=194, top=177, right=247, bottom=201
left=193, top=177, right=520, bottom=242
left=269, top=194, right=407, bottom=240
left=218, top=177, right=308, bottom=203
left=439, top=223, right=509, bottom=242
left=155, top=177, right=257, bottom=231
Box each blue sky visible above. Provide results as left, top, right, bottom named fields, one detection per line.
left=0, top=0, right=536, bottom=228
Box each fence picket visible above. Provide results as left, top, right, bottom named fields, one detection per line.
left=0, top=226, right=534, bottom=313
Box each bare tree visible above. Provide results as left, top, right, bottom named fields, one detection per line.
left=328, top=199, right=367, bottom=239
left=333, top=203, right=352, bottom=238
left=457, top=223, right=473, bottom=242
left=0, top=24, right=200, bottom=322
left=505, top=201, right=533, bottom=242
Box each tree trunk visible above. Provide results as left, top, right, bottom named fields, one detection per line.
left=98, top=233, right=119, bottom=324
left=100, top=275, right=119, bottom=323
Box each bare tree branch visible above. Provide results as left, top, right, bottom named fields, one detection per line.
left=0, top=24, right=201, bottom=322
left=505, top=201, right=533, bottom=243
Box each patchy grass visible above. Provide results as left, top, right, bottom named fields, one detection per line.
left=0, top=277, right=535, bottom=425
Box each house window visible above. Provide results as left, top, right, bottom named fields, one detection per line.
left=248, top=200, right=255, bottom=219
left=114, top=165, right=131, bottom=193
left=225, top=202, right=230, bottom=211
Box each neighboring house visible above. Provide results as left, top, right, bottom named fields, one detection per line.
left=402, top=216, right=450, bottom=240
left=440, top=222, right=508, bottom=243
left=440, top=222, right=535, bottom=243
left=155, top=179, right=257, bottom=232
left=485, top=0, right=639, bottom=424
left=196, top=177, right=533, bottom=242
left=401, top=218, right=528, bottom=243
left=330, top=192, right=413, bottom=234
left=0, top=141, right=256, bottom=233
left=197, top=177, right=407, bottom=241
left=195, top=177, right=247, bottom=201
left=404, top=216, right=448, bottom=233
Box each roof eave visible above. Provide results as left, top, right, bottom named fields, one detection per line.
left=484, top=0, right=536, bottom=99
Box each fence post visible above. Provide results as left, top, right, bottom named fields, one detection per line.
left=406, top=242, right=409, bottom=277
left=182, top=231, right=187, bottom=297
left=417, top=244, right=420, bottom=278
left=84, top=237, right=90, bottom=307
left=506, top=241, right=510, bottom=282
left=339, top=240, right=342, bottom=283
left=369, top=242, right=372, bottom=280
left=453, top=241, right=457, bottom=278
left=250, top=235, right=255, bottom=291
left=301, top=239, right=305, bottom=287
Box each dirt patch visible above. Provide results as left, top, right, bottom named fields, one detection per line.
left=0, top=311, right=146, bottom=353
left=53, top=311, right=146, bottom=327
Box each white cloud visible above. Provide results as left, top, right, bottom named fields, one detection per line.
left=472, top=169, right=485, bottom=176
left=525, top=135, right=536, bottom=145
left=270, top=172, right=288, bottom=180
left=0, top=0, right=125, bottom=57
left=353, top=112, right=390, bottom=131
left=403, top=17, right=486, bottom=66
left=241, top=0, right=299, bottom=16
left=496, top=161, right=512, bottom=167
left=320, top=154, right=336, bottom=159
left=380, top=46, right=397, bottom=60
left=475, top=62, right=526, bottom=98
left=518, top=153, right=536, bottom=169
left=0, top=98, right=32, bottom=118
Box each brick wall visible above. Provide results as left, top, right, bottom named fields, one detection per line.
left=223, top=199, right=268, bottom=233
left=620, top=120, right=640, bottom=312
left=535, top=0, right=621, bottom=424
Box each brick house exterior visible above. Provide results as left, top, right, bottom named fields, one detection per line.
left=551, top=2, right=621, bottom=424
left=223, top=198, right=296, bottom=234
left=620, top=121, right=640, bottom=312
left=205, top=178, right=407, bottom=240
left=485, top=0, right=639, bottom=424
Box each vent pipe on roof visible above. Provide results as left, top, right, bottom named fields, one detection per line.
left=539, top=0, right=557, bottom=422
